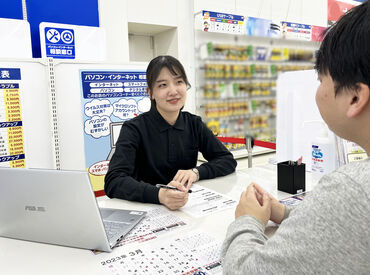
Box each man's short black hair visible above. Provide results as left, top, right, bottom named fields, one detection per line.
left=315, top=0, right=370, bottom=95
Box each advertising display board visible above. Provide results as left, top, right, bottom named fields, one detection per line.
left=79, top=70, right=150, bottom=194
left=0, top=68, right=26, bottom=168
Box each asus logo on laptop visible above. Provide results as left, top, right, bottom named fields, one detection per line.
left=25, top=206, right=46, bottom=212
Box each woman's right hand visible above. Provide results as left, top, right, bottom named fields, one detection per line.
left=252, top=183, right=286, bottom=224
left=158, top=180, right=189, bottom=210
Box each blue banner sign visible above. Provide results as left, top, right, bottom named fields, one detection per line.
left=81, top=71, right=147, bottom=99
left=0, top=69, right=21, bottom=80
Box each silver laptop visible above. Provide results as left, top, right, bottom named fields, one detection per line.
left=0, top=167, right=146, bottom=252
left=107, top=122, right=123, bottom=160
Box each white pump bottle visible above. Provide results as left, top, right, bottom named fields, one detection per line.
left=303, top=120, right=337, bottom=180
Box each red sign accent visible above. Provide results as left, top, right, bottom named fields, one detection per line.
left=216, top=137, right=276, bottom=150
left=328, top=0, right=357, bottom=22
left=94, top=190, right=106, bottom=197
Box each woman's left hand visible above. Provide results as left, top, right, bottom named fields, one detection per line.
left=173, top=169, right=198, bottom=191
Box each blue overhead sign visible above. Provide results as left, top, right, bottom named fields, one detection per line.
left=81, top=71, right=147, bottom=99
left=44, top=27, right=75, bottom=59
left=203, top=11, right=244, bottom=22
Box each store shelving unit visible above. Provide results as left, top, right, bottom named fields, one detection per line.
left=195, top=29, right=320, bottom=158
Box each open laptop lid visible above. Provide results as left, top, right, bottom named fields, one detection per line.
left=0, top=168, right=112, bottom=251
left=109, top=122, right=123, bottom=148
left=107, top=122, right=123, bottom=160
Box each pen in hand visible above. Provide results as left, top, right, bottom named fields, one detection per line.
left=156, top=184, right=192, bottom=193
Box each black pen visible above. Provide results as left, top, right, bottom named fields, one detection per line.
left=155, top=184, right=192, bottom=193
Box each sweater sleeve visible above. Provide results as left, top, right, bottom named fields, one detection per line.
left=283, top=205, right=293, bottom=220
left=221, top=169, right=370, bottom=274
left=104, top=122, right=160, bottom=204
left=196, top=119, right=237, bottom=180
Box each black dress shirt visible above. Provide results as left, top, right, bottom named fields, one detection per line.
left=104, top=107, right=237, bottom=204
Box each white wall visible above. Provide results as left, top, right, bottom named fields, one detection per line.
left=98, top=0, right=129, bottom=62
left=127, top=0, right=178, bottom=26
left=98, top=0, right=196, bottom=112
left=154, top=28, right=178, bottom=58
left=129, top=34, right=155, bottom=62
left=175, top=0, right=195, bottom=113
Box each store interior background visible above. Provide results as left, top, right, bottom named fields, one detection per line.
left=0, top=0, right=327, bottom=113
left=99, top=0, right=327, bottom=165
left=99, top=0, right=327, bottom=115
left=0, top=0, right=330, bottom=172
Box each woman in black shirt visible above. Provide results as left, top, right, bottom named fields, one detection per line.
left=104, top=55, right=237, bottom=210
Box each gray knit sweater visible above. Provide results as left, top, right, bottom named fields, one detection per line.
left=221, top=158, right=370, bottom=274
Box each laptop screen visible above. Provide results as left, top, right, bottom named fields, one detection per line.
left=110, top=122, right=123, bottom=148
left=0, top=167, right=145, bottom=252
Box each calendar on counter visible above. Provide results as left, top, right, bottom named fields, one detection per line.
left=114, top=207, right=187, bottom=247
left=100, top=230, right=223, bottom=275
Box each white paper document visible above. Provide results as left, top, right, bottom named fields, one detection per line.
left=180, top=184, right=237, bottom=218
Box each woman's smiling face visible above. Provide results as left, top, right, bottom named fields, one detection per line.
left=149, top=67, right=187, bottom=117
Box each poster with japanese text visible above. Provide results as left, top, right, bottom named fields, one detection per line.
left=281, top=21, right=312, bottom=41
left=0, top=68, right=26, bottom=168
left=202, top=10, right=245, bottom=34
left=80, top=70, right=150, bottom=194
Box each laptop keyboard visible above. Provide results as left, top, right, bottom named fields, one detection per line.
left=103, top=221, right=124, bottom=241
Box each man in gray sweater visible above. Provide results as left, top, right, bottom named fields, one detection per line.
left=222, top=1, right=370, bottom=274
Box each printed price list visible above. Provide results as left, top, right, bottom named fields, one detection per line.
left=0, top=85, right=25, bottom=167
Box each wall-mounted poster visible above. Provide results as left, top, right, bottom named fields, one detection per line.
left=281, top=21, right=312, bottom=41
left=202, top=10, right=245, bottom=34
left=0, top=68, right=26, bottom=168
left=245, top=17, right=281, bottom=38
left=80, top=70, right=150, bottom=195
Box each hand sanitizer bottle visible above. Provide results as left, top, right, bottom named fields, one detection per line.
left=304, top=120, right=337, bottom=180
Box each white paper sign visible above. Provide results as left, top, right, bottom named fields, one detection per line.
left=181, top=184, right=237, bottom=218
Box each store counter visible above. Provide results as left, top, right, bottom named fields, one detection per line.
left=0, top=164, right=317, bottom=275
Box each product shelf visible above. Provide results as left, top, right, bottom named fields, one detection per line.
left=195, top=28, right=319, bottom=156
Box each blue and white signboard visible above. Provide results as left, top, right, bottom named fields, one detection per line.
left=281, top=21, right=312, bottom=41
left=80, top=70, right=150, bottom=193
left=44, top=27, right=75, bottom=59
left=81, top=71, right=148, bottom=99
left=202, top=10, right=245, bottom=34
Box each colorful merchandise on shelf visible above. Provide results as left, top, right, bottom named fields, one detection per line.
left=206, top=120, right=220, bottom=135
left=197, top=41, right=317, bottom=150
